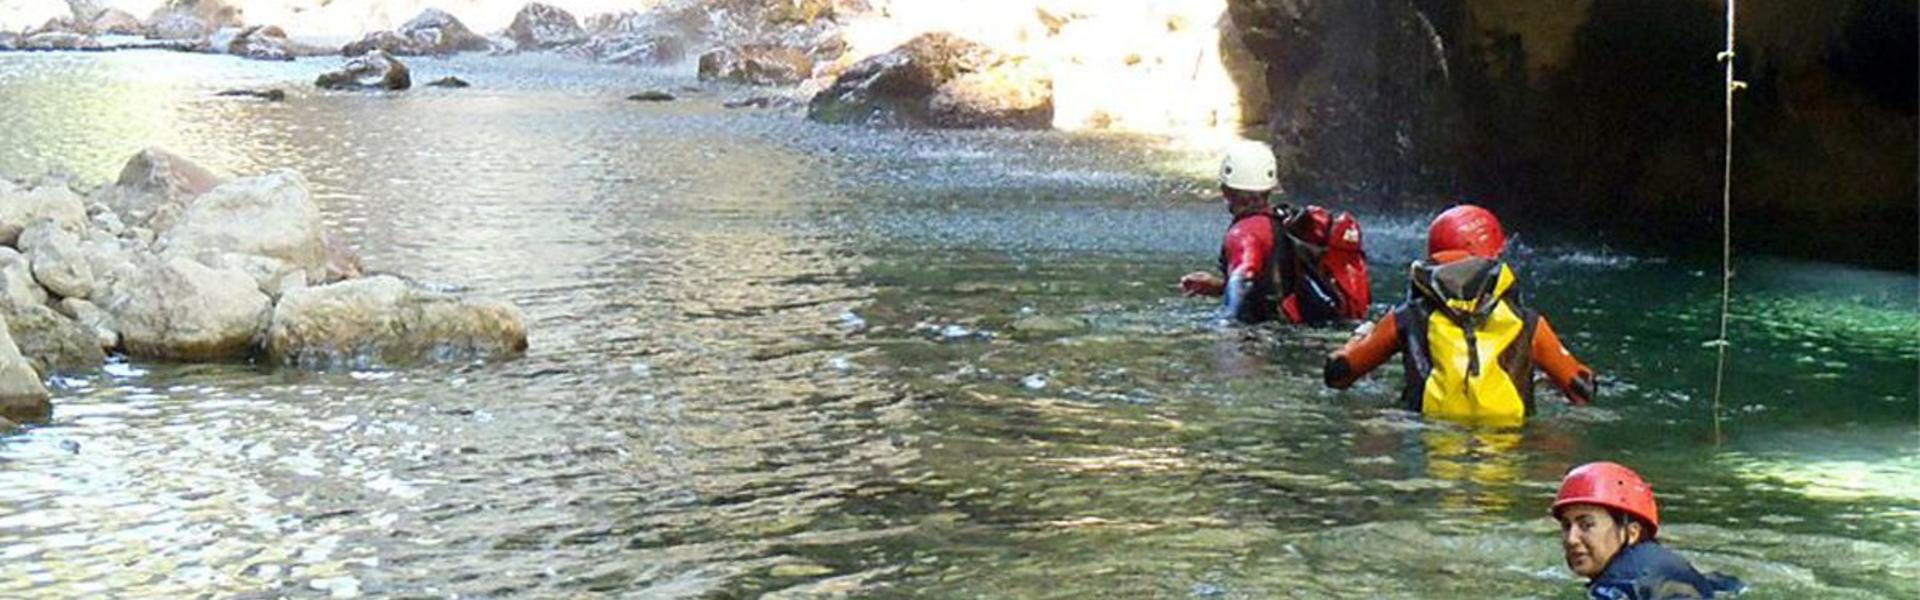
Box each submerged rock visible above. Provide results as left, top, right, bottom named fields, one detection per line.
left=808, top=32, right=1052, bottom=129
left=315, top=50, right=411, bottom=91
left=0, top=316, right=49, bottom=424
left=267, top=275, right=528, bottom=367
left=507, top=3, right=586, bottom=50
left=1010, top=315, right=1089, bottom=339
left=106, top=255, right=270, bottom=360
left=627, top=90, right=675, bottom=102
left=426, top=76, right=470, bottom=88
left=342, top=8, right=490, bottom=56
left=698, top=44, right=814, bottom=86
left=214, top=88, right=286, bottom=101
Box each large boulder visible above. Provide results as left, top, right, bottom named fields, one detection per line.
left=67, top=0, right=109, bottom=24
left=19, top=221, right=93, bottom=300
left=146, top=0, right=241, bottom=34
left=227, top=24, right=291, bottom=61
left=29, top=16, right=81, bottom=36
left=144, top=12, right=208, bottom=41
left=341, top=8, right=490, bottom=56
left=93, top=147, right=223, bottom=233
left=54, top=298, right=117, bottom=351
left=0, top=317, right=50, bottom=424
left=315, top=50, right=410, bottom=91
left=18, top=31, right=101, bottom=50
left=77, top=237, right=137, bottom=306
left=807, top=32, right=1052, bottom=129
left=157, top=170, right=328, bottom=283
left=0, top=182, right=87, bottom=246
left=698, top=44, right=814, bottom=86
left=568, top=32, right=684, bottom=65
left=322, top=230, right=362, bottom=282
left=267, top=275, right=527, bottom=367
left=105, top=255, right=269, bottom=360
left=89, top=8, right=141, bottom=35
left=0, top=249, right=48, bottom=309
left=928, top=57, right=1052, bottom=129
left=506, top=3, right=585, bottom=50
left=0, top=301, right=104, bottom=376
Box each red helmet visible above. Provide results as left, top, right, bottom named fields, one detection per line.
left=1551, top=461, right=1660, bottom=539
left=1427, top=204, right=1506, bottom=259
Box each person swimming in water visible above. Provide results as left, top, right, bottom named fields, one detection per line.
left=1553, top=461, right=1745, bottom=599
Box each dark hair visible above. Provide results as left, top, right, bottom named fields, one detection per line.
left=1609, top=509, right=1656, bottom=543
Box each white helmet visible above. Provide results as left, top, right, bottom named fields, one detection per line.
left=1219, top=140, right=1278, bottom=192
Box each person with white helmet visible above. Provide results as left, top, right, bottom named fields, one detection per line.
left=1180, top=140, right=1371, bottom=325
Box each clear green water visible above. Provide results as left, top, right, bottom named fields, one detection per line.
left=0, top=51, right=1913, bottom=598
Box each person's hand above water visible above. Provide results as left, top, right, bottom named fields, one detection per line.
left=1179, top=271, right=1224, bottom=297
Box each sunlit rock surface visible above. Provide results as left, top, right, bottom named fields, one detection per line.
left=0, top=182, right=87, bottom=247
left=226, top=23, right=293, bottom=60
left=267, top=275, right=529, bottom=367
left=505, top=2, right=584, bottom=49
left=106, top=255, right=271, bottom=360
left=0, top=301, right=105, bottom=376
left=698, top=43, right=813, bottom=85
left=156, top=170, right=329, bottom=283
left=0, top=317, right=49, bottom=424
left=92, top=147, right=222, bottom=233
left=315, top=48, right=411, bottom=90
left=89, top=8, right=142, bottom=34
left=20, top=220, right=95, bottom=300
left=341, top=7, right=491, bottom=56
left=809, top=32, right=1052, bottom=129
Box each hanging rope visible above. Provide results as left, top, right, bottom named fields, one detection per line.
left=1711, top=0, right=1746, bottom=445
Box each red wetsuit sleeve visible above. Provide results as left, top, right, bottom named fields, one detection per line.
left=1531, top=316, right=1594, bottom=405
left=1325, top=312, right=1400, bottom=389
left=1222, top=216, right=1273, bottom=279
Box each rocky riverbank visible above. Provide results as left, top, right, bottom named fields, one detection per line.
left=0, top=149, right=528, bottom=426
left=1, top=0, right=1268, bottom=133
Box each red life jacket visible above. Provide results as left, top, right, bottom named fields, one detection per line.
left=1276, top=205, right=1371, bottom=324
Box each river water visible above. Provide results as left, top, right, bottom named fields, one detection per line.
left=0, top=51, right=1914, bottom=598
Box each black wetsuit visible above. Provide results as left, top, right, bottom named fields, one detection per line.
left=1588, top=542, right=1745, bottom=600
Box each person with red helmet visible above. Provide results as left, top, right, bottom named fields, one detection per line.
left=1321, top=204, right=1594, bottom=425
left=1553, top=462, right=1744, bottom=599
left=1180, top=141, right=1370, bottom=325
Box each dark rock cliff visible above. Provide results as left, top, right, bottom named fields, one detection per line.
left=1229, top=0, right=1917, bottom=268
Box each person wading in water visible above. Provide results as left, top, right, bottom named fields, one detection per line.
left=1323, top=205, right=1594, bottom=426
left=1180, top=141, right=1369, bottom=325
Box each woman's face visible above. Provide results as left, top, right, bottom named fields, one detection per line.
left=1558, top=504, right=1635, bottom=578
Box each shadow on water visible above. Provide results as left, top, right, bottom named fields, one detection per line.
left=0, top=51, right=1913, bottom=598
